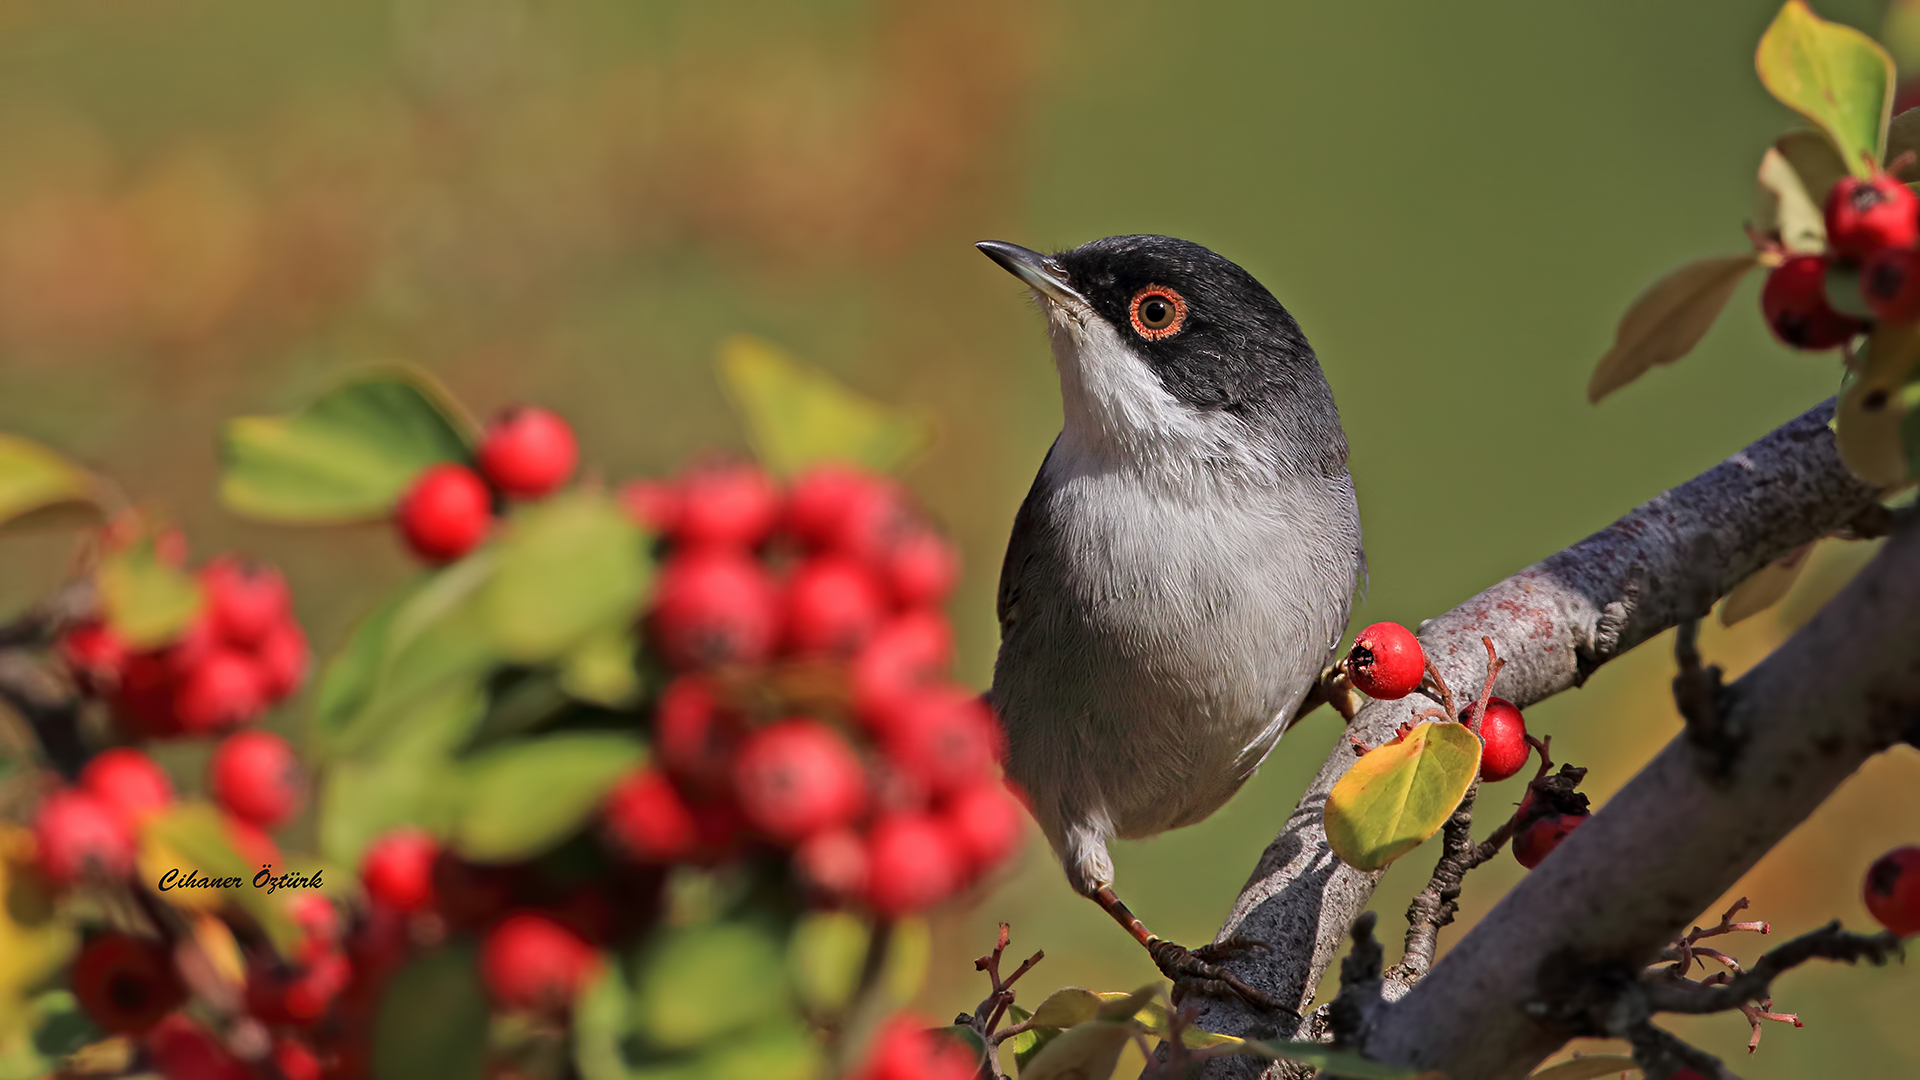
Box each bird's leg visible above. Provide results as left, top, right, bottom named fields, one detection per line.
left=1090, top=885, right=1277, bottom=1008
left=1286, top=664, right=1361, bottom=731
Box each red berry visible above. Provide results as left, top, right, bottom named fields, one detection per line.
left=396, top=463, right=492, bottom=563
left=855, top=1014, right=980, bottom=1080
left=864, top=814, right=965, bottom=916
left=60, top=622, right=127, bottom=690
left=1864, top=846, right=1920, bottom=936
left=1824, top=174, right=1919, bottom=260
left=676, top=463, right=780, bottom=548
left=1345, top=622, right=1425, bottom=700
left=360, top=828, right=439, bottom=913
left=795, top=828, right=869, bottom=905
left=477, top=406, right=578, bottom=499
left=784, top=555, right=888, bottom=655
left=1864, top=245, right=1920, bottom=323
left=733, top=719, right=867, bottom=844
left=649, top=549, right=780, bottom=669
left=33, top=789, right=134, bottom=885
left=944, top=781, right=1024, bottom=874
left=1764, top=254, right=1863, bottom=349
left=881, top=527, right=960, bottom=607
left=851, top=612, right=955, bottom=727
left=479, top=913, right=595, bottom=1011
left=80, top=748, right=174, bottom=826
left=1471, top=697, right=1530, bottom=782
left=208, top=731, right=302, bottom=829
left=146, top=1014, right=251, bottom=1080
left=174, top=648, right=268, bottom=733
left=881, top=689, right=1003, bottom=796
left=273, top=1039, right=323, bottom=1080
left=787, top=466, right=905, bottom=559
left=652, top=675, right=742, bottom=796
left=255, top=619, right=310, bottom=702
left=1513, top=811, right=1587, bottom=869
left=620, top=478, right=682, bottom=534
left=70, top=933, right=185, bottom=1034
left=287, top=894, right=340, bottom=963
left=602, top=768, right=700, bottom=863
left=199, top=557, right=291, bottom=647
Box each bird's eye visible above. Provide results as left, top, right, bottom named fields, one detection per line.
left=1128, top=286, right=1187, bottom=340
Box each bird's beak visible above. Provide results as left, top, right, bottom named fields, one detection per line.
left=976, top=241, right=1089, bottom=308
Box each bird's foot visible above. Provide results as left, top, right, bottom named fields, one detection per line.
left=1146, top=937, right=1276, bottom=1009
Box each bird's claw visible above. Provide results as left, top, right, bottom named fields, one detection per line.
left=1146, top=938, right=1276, bottom=1009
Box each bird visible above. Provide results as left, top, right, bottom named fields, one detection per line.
left=977, top=234, right=1364, bottom=1002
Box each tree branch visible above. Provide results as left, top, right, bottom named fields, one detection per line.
left=1362, top=503, right=1920, bottom=1078
left=1185, top=401, right=1881, bottom=1071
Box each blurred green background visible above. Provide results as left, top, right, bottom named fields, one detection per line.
left=0, top=0, right=1914, bottom=1074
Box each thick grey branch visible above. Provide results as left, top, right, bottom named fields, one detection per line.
left=1363, top=506, right=1920, bottom=1078
left=1187, top=401, right=1880, bottom=1068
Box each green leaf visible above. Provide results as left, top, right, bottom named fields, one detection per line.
left=575, top=961, right=637, bottom=1080
left=1093, top=990, right=1241, bottom=1049
left=1755, top=1, right=1895, bottom=177
left=316, top=682, right=479, bottom=866
left=450, top=733, right=644, bottom=862
left=1824, top=260, right=1874, bottom=319
left=220, top=368, right=475, bottom=523
left=1527, top=1055, right=1643, bottom=1079
left=1004, top=1005, right=1061, bottom=1074
left=1027, top=987, right=1104, bottom=1028
left=1094, top=984, right=1157, bottom=1022
left=717, top=334, right=931, bottom=477
left=559, top=627, right=643, bottom=707
left=481, top=492, right=651, bottom=663
left=788, top=911, right=870, bottom=1016
left=1234, top=1039, right=1422, bottom=1078
left=27, top=991, right=99, bottom=1060
left=0, top=842, right=77, bottom=1049
left=630, top=922, right=791, bottom=1051
left=1586, top=255, right=1760, bottom=404
left=1756, top=145, right=1827, bottom=254
left=0, top=435, right=100, bottom=533
left=1324, top=721, right=1482, bottom=871
left=696, top=1020, right=825, bottom=1080
left=1837, top=321, right=1920, bottom=486
left=139, top=803, right=302, bottom=957
left=98, top=540, right=203, bottom=649
left=1015, top=1020, right=1135, bottom=1080
left=371, top=946, right=489, bottom=1080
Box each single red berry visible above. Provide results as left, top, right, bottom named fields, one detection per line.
left=479, top=913, right=595, bottom=1011
left=60, top=622, right=127, bottom=691
left=146, top=1014, right=251, bottom=1080
left=652, top=675, right=742, bottom=796
left=851, top=611, right=955, bottom=728
left=602, top=768, right=700, bottom=863
left=287, top=894, right=340, bottom=963
left=733, top=719, right=867, bottom=845
left=80, top=748, right=174, bottom=826
left=864, top=814, right=965, bottom=917
left=70, top=933, right=185, bottom=1035
left=881, top=527, right=960, bottom=608
left=787, top=465, right=905, bottom=560
left=255, top=619, right=310, bottom=702
left=676, top=462, right=781, bottom=548
left=784, top=555, right=888, bottom=655
left=881, top=689, right=1003, bottom=796
left=1864, top=846, right=1920, bottom=936
left=1470, top=697, right=1530, bottom=782
left=944, top=781, right=1024, bottom=874
left=199, top=557, right=291, bottom=647
left=208, top=731, right=302, bottom=829
left=1864, top=245, right=1920, bottom=323
left=273, top=1039, right=323, bottom=1080
left=855, top=1014, right=981, bottom=1080
left=174, top=648, right=268, bottom=733
left=360, top=828, right=440, bottom=913
left=1345, top=622, right=1425, bottom=700
left=649, top=548, right=780, bottom=669
left=33, top=788, right=134, bottom=885
left=1764, top=254, right=1863, bottom=349
left=1513, top=811, right=1587, bottom=869
left=396, top=463, right=492, bottom=563
left=619, top=478, right=682, bottom=534
left=1824, top=174, right=1919, bottom=260
left=477, top=406, right=578, bottom=499
left=796, top=828, right=870, bottom=905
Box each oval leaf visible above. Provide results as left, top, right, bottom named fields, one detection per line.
left=1719, top=541, right=1816, bottom=626
left=630, top=922, right=790, bottom=1051
left=1527, top=1055, right=1643, bottom=1080
left=99, top=541, right=204, bottom=649
left=220, top=368, right=475, bottom=523
left=1776, top=129, right=1851, bottom=208
left=573, top=963, right=636, bottom=1080
left=449, top=732, right=645, bottom=862
left=717, top=334, right=931, bottom=477
left=371, top=946, right=488, bottom=1080
left=1016, top=1020, right=1135, bottom=1080
left=1028, top=987, right=1104, bottom=1028
left=1837, top=321, right=1920, bottom=486
left=788, top=911, right=868, bottom=1016
left=1325, top=721, right=1482, bottom=871
left=1756, top=145, right=1827, bottom=254
left=1756, top=1, right=1895, bottom=177
left=0, top=435, right=101, bottom=532
left=481, top=492, right=651, bottom=663
left=1095, top=989, right=1241, bottom=1049
left=1587, top=256, right=1759, bottom=403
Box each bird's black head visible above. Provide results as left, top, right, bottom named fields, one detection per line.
left=978, top=234, right=1345, bottom=469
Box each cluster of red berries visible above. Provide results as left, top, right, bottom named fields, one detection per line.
left=62, top=554, right=308, bottom=738
left=394, top=406, right=578, bottom=563
left=1342, top=622, right=1535, bottom=783
left=601, top=462, right=1020, bottom=917
left=1761, top=172, right=1920, bottom=349
left=1509, top=774, right=1591, bottom=870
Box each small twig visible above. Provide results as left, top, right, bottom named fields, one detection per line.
left=1418, top=655, right=1458, bottom=722
left=1640, top=921, right=1901, bottom=1018
left=1651, top=898, right=1770, bottom=977
left=1672, top=619, right=1738, bottom=777
left=1461, top=637, right=1506, bottom=736
left=963, top=923, right=1044, bottom=1060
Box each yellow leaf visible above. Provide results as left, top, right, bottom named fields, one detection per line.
left=1325, top=722, right=1482, bottom=871
left=1719, top=542, right=1816, bottom=626
left=1756, top=1, right=1895, bottom=178
left=1755, top=145, right=1828, bottom=254
left=716, top=334, right=931, bottom=477
left=1836, top=321, right=1920, bottom=486
left=1587, top=256, right=1760, bottom=404
left=1527, top=1055, right=1643, bottom=1079
left=1016, top=1020, right=1135, bottom=1080
left=0, top=826, right=78, bottom=1045
left=99, top=538, right=204, bottom=649
left=0, top=434, right=102, bottom=533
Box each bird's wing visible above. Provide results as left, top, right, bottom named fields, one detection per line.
left=997, top=438, right=1060, bottom=634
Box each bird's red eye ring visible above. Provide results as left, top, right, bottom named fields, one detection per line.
left=1129, top=286, right=1188, bottom=340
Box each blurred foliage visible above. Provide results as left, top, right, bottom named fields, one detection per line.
left=0, top=1, right=1911, bottom=1077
